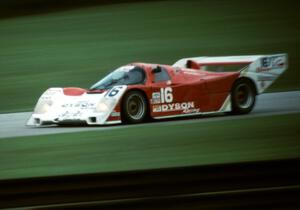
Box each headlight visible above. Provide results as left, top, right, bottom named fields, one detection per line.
left=96, top=102, right=109, bottom=112
left=34, top=100, right=53, bottom=114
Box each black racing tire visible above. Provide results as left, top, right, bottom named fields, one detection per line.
left=231, top=79, right=256, bottom=114
left=121, top=90, right=148, bottom=124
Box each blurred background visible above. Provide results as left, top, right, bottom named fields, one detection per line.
left=0, top=0, right=299, bottom=113
left=0, top=3, right=300, bottom=208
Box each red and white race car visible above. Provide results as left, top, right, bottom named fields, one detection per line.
left=27, top=54, right=287, bottom=126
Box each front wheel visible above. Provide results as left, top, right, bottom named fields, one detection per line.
left=231, top=79, right=256, bottom=114
left=121, top=91, right=148, bottom=124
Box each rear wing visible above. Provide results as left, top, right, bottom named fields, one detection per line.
left=173, top=54, right=288, bottom=94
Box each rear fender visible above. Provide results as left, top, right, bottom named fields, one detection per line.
left=239, top=54, right=288, bottom=94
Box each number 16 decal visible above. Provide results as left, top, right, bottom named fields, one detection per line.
left=160, top=87, right=173, bottom=103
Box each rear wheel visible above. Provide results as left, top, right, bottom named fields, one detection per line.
left=122, top=91, right=148, bottom=124
left=231, top=79, right=256, bottom=114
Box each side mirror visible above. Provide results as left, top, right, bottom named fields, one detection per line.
left=152, top=66, right=162, bottom=73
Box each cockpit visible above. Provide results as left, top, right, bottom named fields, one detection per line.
left=90, top=65, right=146, bottom=90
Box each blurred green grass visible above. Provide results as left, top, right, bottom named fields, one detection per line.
left=0, top=0, right=299, bottom=113
left=0, top=113, right=299, bottom=180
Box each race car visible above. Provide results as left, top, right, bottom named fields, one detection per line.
left=27, top=54, right=288, bottom=126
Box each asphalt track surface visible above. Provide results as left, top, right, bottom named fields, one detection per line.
left=0, top=91, right=300, bottom=139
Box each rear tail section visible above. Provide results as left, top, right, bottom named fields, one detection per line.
left=173, top=54, right=288, bottom=94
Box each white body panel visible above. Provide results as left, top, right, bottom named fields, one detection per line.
left=27, top=86, right=127, bottom=126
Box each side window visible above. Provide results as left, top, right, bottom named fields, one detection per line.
left=153, top=67, right=171, bottom=83
left=126, top=67, right=146, bottom=85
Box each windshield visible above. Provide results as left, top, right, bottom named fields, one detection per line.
left=90, top=65, right=146, bottom=90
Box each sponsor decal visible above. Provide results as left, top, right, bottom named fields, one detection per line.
left=153, top=102, right=195, bottom=112
left=151, top=87, right=197, bottom=113
left=273, top=57, right=285, bottom=68
left=60, top=111, right=82, bottom=119
left=257, top=56, right=285, bottom=72
left=256, top=67, right=272, bottom=73
left=153, top=104, right=162, bottom=112
left=151, top=92, right=161, bottom=104
left=61, top=101, right=95, bottom=109
left=257, top=75, right=277, bottom=81
left=182, top=108, right=200, bottom=114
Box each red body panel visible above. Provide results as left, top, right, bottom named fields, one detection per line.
left=63, top=87, right=86, bottom=96
left=123, top=63, right=240, bottom=119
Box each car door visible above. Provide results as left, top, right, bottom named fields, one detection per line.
left=149, top=66, right=208, bottom=118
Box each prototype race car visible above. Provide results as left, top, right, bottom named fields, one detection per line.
left=27, top=54, right=287, bottom=126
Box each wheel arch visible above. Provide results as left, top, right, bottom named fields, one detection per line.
left=120, top=88, right=151, bottom=123
left=230, top=77, right=257, bottom=114
left=233, top=77, right=258, bottom=95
